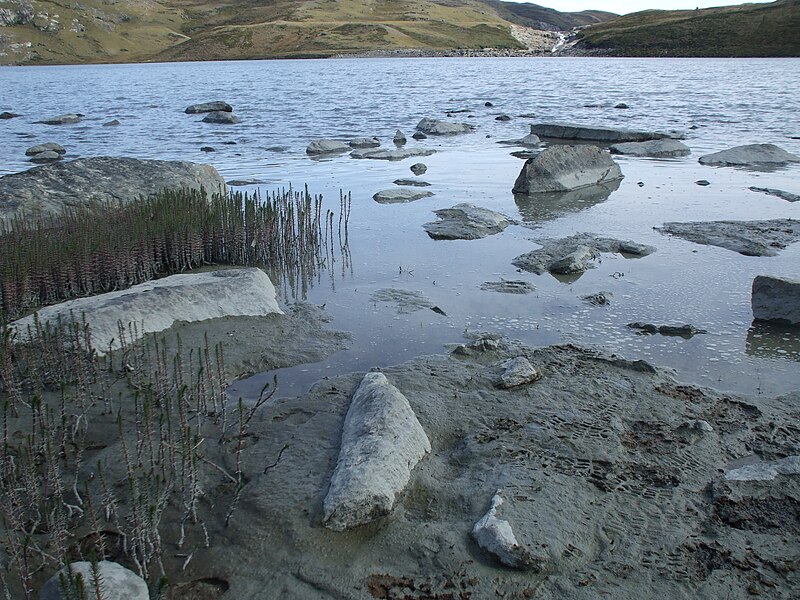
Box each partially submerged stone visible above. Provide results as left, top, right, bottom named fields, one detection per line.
left=416, top=118, right=473, bottom=135
left=512, top=233, right=654, bottom=276
left=512, top=145, right=623, bottom=195
left=480, top=280, right=535, bottom=294
left=393, top=179, right=431, bottom=187
left=30, top=150, right=63, bottom=163
left=40, top=561, right=148, bottom=600
left=10, top=268, right=282, bottom=355
left=370, top=288, right=438, bottom=314
left=529, top=122, right=682, bottom=142
left=373, top=188, right=434, bottom=204
left=699, top=144, right=800, bottom=167
left=185, top=101, right=232, bottom=114
left=202, top=111, right=241, bottom=124
left=495, top=357, right=541, bottom=389
left=39, top=113, right=82, bottom=125
left=749, top=186, right=800, bottom=203
left=349, top=137, right=381, bottom=148
left=627, top=322, right=707, bottom=338
left=751, top=275, right=800, bottom=325
left=471, top=491, right=538, bottom=570
left=323, top=372, right=431, bottom=531
left=657, top=219, right=800, bottom=257
left=351, top=147, right=435, bottom=160
left=393, top=129, right=407, bottom=145
left=411, top=163, right=427, bottom=175
left=499, top=132, right=541, bottom=147
left=25, top=142, right=66, bottom=156
left=582, top=291, right=613, bottom=306
left=306, top=139, right=349, bottom=155
left=423, top=203, right=512, bottom=240
left=610, top=139, right=691, bottom=158
left=725, top=456, right=800, bottom=482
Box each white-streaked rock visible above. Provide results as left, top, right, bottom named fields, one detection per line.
left=10, top=268, right=282, bottom=355
left=40, top=561, right=148, bottom=600
left=471, top=491, right=537, bottom=570
left=323, top=372, right=431, bottom=531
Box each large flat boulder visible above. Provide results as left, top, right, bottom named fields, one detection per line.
left=657, top=219, right=800, bottom=257
left=529, top=122, right=682, bottom=142
left=610, top=139, right=691, bottom=158
left=351, top=147, right=435, bottom=160
left=752, top=275, right=800, bottom=325
left=306, top=139, right=350, bottom=155
left=699, top=144, right=800, bottom=167
left=10, top=268, right=282, bottom=355
left=323, top=372, right=431, bottom=531
left=416, top=118, right=473, bottom=135
left=0, top=157, right=226, bottom=222
left=423, top=203, right=512, bottom=240
left=373, top=188, right=434, bottom=204
left=512, top=145, right=623, bottom=194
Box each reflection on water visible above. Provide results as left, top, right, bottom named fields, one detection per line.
left=514, top=180, right=621, bottom=225
left=746, top=321, right=800, bottom=362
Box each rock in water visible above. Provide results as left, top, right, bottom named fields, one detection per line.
left=201, top=111, right=240, bottom=124
left=698, top=144, right=800, bottom=167
left=512, top=145, right=623, bottom=194
left=25, top=142, right=66, bottom=156
left=610, top=139, right=691, bottom=158
left=39, top=113, right=82, bottom=125
left=350, top=148, right=435, bottom=160
left=749, top=186, right=800, bottom=203
left=40, top=561, right=149, bottom=600
left=30, top=150, right=63, bottom=163
left=423, top=203, right=512, bottom=240
left=529, top=122, right=681, bottom=142
left=656, top=219, right=800, bottom=257
left=751, top=275, right=800, bottom=325
left=185, top=101, right=232, bottom=113
left=323, top=372, right=431, bottom=531
left=349, top=137, right=381, bottom=148
left=411, top=163, right=427, bottom=175
left=393, top=129, right=407, bottom=145
left=0, top=111, right=19, bottom=119
left=416, top=118, right=473, bottom=135
left=306, top=139, right=350, bottom=155
left=0, top=157, right=226, bottom=222
left=471, top=491, right=538, bottom=570
left=373, top=189, right=434, bottom=204
left=10, top=268, right=282, bottom=354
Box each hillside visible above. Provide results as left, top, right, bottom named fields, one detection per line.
left=575, top=0, right=800, bottom=57
left=0, top=0, right=617, bottom=65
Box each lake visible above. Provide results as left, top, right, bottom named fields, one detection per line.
left=2, top=56, right=799, bottom=398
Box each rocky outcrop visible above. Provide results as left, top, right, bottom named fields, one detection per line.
left=423, top=203, right=512, bottom=240
left=416, top=118, right=473, bottom=135
left=373, top=188, right=434, bottom=204
left=185, top=101, right=232, bottom=114
left=350, top=148, right=435, bottom=160
left=657, top=219, right=800, bottom=257
left=751, top=275, right=800, bottom=325
left=512, top=145, right=623, bottom=194
left=349, top=137, right=381, bottom=148
left=698, top=144, right=800, bottom=167
left=201, top=111, right=240, bottom=124
left=322, top=372, right=431, bottom=531
left=513, top=233, right=654, bottom=275
left=306, top=139, right=350, bottom=155
left=749, top=186, right=800, bottom=203
left=610, top=139, right=691, bottom=158
left=529, top=122, right=682, bottom=142
left=10, top=268, right=281, bottom=354
left=39, top=113, right=82, bottom=125
left=471, top=491, right=539, bottom=570
left=40, top=561, right=149, bottom=600
left=0, top=157, right=226, bottom=221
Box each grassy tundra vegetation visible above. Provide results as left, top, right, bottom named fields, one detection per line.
left=0, top=187, right=349, bottom=598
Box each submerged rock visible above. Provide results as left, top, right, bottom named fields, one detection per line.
left=373, top=188, right=434, bottom=204
left=512, top=233, right=654, bottom=276
left=751, top=275, right=800, bottom=325
left=480, top=280, right=535, bottom=294
left=0, top=111, right=19, bottom=119
left=227, top=178, right=265, bottom=186
left=656, top=219, right=800, bottom=257
left=306, top=139, right=350, bottom=155
left=103, top=119, right=121, bottom=126
left=627, top=322, right=708, bottom=338
left=749, top=186, right=800, bottom=203
left=349, top=137, right=381, bottom=148
left=416, top=117, right=473, bottom=135
left=10, top=268, right=281, bottom=354
left=423, top=203, right=512, bottom=240
left=471, top=491, right=539, bottom=570
left=185, top=101, right=232, bottom=114
left=202, top=111, right=241, bottom=124
left=370, top=288, right=439, bottom=314
left=412, top=131, right=428, bottom=140
left=40, top=561, right=148, bottom=600
left=411, top=163, right=427, bottom=175
left=610, top=139, right=691, bottom=158
left=39, top=113, right=82, bottom=125
left=512, top=145, right=623, bottom=194
left=323, top=372, right=431, bottom=531
left=393, top=178, right=431, bottom=187
left=582, top=291, right=613, bottom=306
left=699, top=144, right=800, bottom=167
left=499, top=132, right=541, bottom=147
left=0, top=157, right=226, bottom=221
left=350, top=147, right=435, bottom=160
left=529, top=122, right=682, bottom=142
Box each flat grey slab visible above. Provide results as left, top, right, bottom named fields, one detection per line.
left=423, top=203, right=512, bottom=240
left=610, top=139, right=691, bottom=158
left=373, top=188, right=434, bottom=204
left=529, top=122, right=683, bottom=142
left=657, top=219, right=800, bottom=256
left=351, top=147, right=435, bottom=160
left=699, top=143, right=800, bottom=167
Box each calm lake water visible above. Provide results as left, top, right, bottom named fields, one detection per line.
left=2, top=57, right=799, bottom=398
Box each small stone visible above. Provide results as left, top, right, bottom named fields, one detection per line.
left=410, top=163, right=427, bottom=175
left=485, top=101, right=494, bottom=107
left=200, top=146, right=215, bottom=152
left=202, top=111, right=240, bottom=124
left=471, top=491, right=539, bottom=570
left=393, top=129, right=407, bottom=145
left=495, top=115, right=512, bottom=121
left=0, top=111, right=20, bottom=119
left=495, top=356, right=541, bottom=389
left=373, top=189, right=434, bottom=204
left=412, top=131, right=427, bottom=140
left=349, top=137, right=381, bottom=148
left=185, top=101, right=232, bottom=114
left=677, top=419, right=713, bottom=433
left=40, top=113, right=83, bottom=125
left=393, top=179, right=431, bottom=187
left=614, top=102, right=629, bottom=109
left=696, top=180, right=711, bottom=186
left=30, top=150, right=63, bottom=163
left=306, top=139, right=349, bottom=155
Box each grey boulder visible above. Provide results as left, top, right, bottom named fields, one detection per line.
left=610, top=139, right=691, bottom=158
left=751, top=275, right=800, bottom=325
left=373, top=189, right=434, bottom=204
left=495, top=357, right=541, bottom=389
left=349, top=137, right=381, bottom=148
left=698, top=144, right=800, bottom=167
left=529, top=122, right=682, bottom=142
left=411, top=163, right=427, bottom=175
left=202, top=111, right=240, bottom=124
left=416, top=118, right=473, bottom=135
left=185, top=101, right=232, bottom=114
left=39, top=113, right=83, bottom=125
left=393, top=129, right=407, bottom=144
left=323, top=372, right=431, bottom=531
left=25, top=142, right=66, bottom=156
left=40, top=561, right=148, bottom=600
left=306, top=139, right=350, bottom=155
left=30, top=150, right=63, bottom=163
left=512, top=145, right=623, bottom=194
left=11, top=268, right=282, bottom=355
left=0, top=156, right=226, bottom=222
left=423, top=203, right=512, bottom=240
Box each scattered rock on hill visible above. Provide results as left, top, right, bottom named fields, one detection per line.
left=416, top=118, right=473, bottom=135
left=185, top=101, right=233, bottom=114
left=698, top=143, right=800, bottom=167
left=751, top=275, right=800, bottom=325
left=529, top=122, right=682, bottom=142
left=656, top=219, right=800, bottom=256
left=610, top=139, right=691, bottom=158
left=512, top=145, right=623, bottom=194
left=423, top=203, right=512, bottom=240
